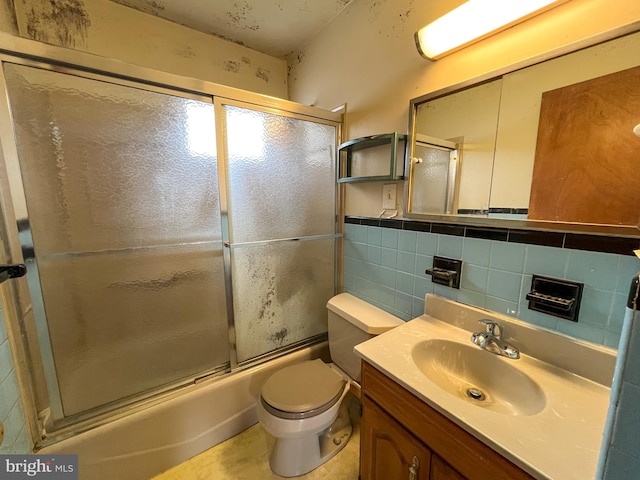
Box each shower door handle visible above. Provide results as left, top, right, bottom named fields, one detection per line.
left=0, top=264, right=27, bottom=284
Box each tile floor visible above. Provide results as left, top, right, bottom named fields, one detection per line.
left=152, top=421, right=360, bottom=480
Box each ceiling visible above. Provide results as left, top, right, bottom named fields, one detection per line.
left=110, top=0, right=354, bottom=58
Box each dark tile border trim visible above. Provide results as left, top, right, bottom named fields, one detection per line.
left=403, top=220, right=431, bottom=232
left=508, top=229, right=564, bottom=248
left=431, top=223, right=465, bottom=236
left=380, top=219, right=404, bottom=229
left=488, top=207, right=529, bottom=215
left=466, top=227, right=509, bottom=242
left=564, top=234, right=640, bottom=256
left=457, top=209, right=489, bottom=215
left=344, top=216, right=640, bottom=256
left=456, top=208, right=529, bottom=215
left=359, top=218, right=380, bottom=226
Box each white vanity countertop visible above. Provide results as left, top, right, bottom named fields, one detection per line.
left=355, top=302, right=613, bottom=480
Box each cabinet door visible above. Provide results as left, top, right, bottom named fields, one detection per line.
left=431, top=454, right=466, bottom=480
left=361, top=362, right=534, bottom=480
left=361, top=395, right=431, bottom=480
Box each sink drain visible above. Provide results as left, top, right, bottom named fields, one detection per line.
left=466, top=387, right=485, bottom=401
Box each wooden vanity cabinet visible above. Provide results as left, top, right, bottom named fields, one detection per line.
left=360, top=362, right=535, bottom=480
left=361, top=395, right=431, bottom=479
left=430, top=454, right=466, bottom=480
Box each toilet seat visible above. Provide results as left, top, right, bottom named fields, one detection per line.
left=261, top=359, right=347, bottom=420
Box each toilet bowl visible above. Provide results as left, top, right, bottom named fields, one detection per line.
left=257, top=293, right=403, bottom=477
left=257, top=360, right=352, bottom=477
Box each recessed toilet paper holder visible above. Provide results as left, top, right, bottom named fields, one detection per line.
left=426, top=256, right=462, bottom=289
left=0, top=263, right=26, bottom=285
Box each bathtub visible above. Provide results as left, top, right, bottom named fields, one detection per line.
left=39, top=342, right=329, bottom=480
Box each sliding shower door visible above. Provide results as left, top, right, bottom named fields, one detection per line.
left=0, top=44, right=341, bottom=436
left=220, top=101, right=337, bottom=364
left=2, top=63, right=230, bottom=419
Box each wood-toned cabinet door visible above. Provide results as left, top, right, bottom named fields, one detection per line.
left=360, top=395, right=431, bottom=480
left=431, top=454, right=466, bottom=480
left=361, top=362, right=534, bottom=480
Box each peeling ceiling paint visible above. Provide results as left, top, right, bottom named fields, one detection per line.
left=25, top=0, right=91, bottom=48
left=109, top=0, right=354, bottom=58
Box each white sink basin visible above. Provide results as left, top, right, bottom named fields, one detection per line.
left=411, top=339, right=546, bottom=416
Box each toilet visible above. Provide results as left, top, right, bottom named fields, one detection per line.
left=257, top=293, right=403, bottom=477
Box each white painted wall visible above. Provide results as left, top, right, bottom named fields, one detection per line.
left=2, top=0, right=287, bottom=98
left=0, top=2, right=17, bottom=35
left=288, top=0, right=640, bottom=217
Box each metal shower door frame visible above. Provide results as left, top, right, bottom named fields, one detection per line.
left=0, top=55, right=233, bottom=433
left=213, top=97, right=342, bottom=370
left=0, top=31, right=342, bottom=447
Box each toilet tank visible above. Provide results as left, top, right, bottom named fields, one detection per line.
left=327, top=293, right=403, bottom=382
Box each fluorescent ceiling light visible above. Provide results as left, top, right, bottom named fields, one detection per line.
left=415, top=0, right=568, bottom=60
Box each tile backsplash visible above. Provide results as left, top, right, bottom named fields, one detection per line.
left=0, top=304, right=30, bottom=454
left=343, top=218, right=640, bottom=348
left=601, top=303, right=640, bottom=478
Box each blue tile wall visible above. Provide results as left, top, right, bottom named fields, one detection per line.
left=603, top=307, right=640, bottom=478
left=343, top=223, right=639, bottom=347
left=0, top=304, right=30, bottom=454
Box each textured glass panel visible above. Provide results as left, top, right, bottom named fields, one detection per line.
left=37, top=244, right=228, bottom=416
left=3, top=64, right=228, bottom=418
left=4, top=64, right=220, bottom=255
left=411, top=144, right=451, bottom=214
left=225, top=106, right=336, bottom=243
left=350, top=143, right=392, bottom=177
left=232, top=239, right=334, bottom=363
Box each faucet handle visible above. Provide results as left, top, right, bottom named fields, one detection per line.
left=478, top=319, right=500, bottom=336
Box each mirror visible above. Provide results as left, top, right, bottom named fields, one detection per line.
left=407, top=28, right=640, bottom=236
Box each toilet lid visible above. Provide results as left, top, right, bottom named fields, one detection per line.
left=261, top=359, right=346, bottom=413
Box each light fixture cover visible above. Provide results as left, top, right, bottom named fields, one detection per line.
left=415, top=0, right=568, bottom=60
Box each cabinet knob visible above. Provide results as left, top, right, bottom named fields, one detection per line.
left=408, top=455, right=420, bottom=480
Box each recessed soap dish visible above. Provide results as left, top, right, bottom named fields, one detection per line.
left=526, top=275, right=583, bottom=322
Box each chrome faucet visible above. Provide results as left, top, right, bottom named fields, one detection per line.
left=470, top=319, right=520, bottom=359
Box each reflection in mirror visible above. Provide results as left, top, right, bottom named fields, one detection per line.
left=407, top=29, right=640, bottom=234
left=408, top=135, right=459, bottom=214
left=412, top=79, right=501, bottom=216
left=529, top=65, right=640, bottom=225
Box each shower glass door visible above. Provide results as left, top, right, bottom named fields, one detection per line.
left=2, top=63, right=230, bottom=419
left=220, top=101, right=337, bottom=364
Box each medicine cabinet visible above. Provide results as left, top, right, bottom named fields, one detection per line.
left=337, top=132, right=407, bottom=183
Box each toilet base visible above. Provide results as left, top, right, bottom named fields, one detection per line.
left=269, top=398, right=353, bottom=477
